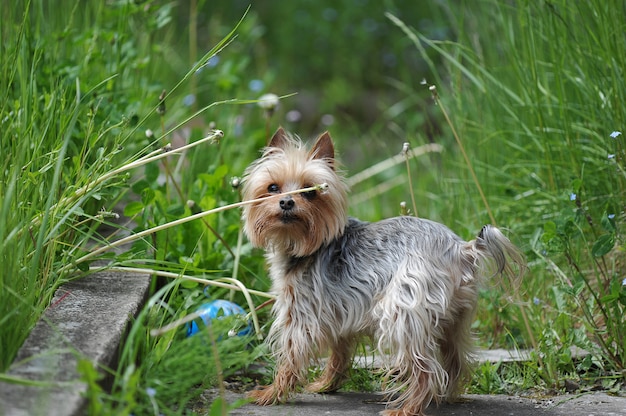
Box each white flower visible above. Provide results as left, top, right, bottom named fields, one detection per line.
left=257, top=93, right=279, bottom=111
left=610, top=131, right=622, bottom=138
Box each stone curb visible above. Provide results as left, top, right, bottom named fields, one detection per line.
left=0, top=269, right=150, bottom=416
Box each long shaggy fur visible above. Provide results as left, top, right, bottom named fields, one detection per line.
left=242, top=128, right=525, bottom=416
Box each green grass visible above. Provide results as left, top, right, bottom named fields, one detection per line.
left=384, top=0, right=626, bottom=384
left=2, top=0, right=625, bottom=414
left=0, top=0, right=165, bottom=369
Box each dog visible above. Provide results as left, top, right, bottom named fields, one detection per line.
left=241, top=127, right=524, bottom=415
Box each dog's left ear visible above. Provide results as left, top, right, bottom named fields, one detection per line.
left=310, top=131, right=335, bottom=168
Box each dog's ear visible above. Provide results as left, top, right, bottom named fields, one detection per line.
left=268, top=126, right=289, bottom=148
left=310, top=131, right=335, bottom=168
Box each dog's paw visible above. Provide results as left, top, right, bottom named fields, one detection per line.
left=305, top=377, right=342, bottom=394
left=247, top=385, right=285, bottom=406
left=380, top=408, right=425, bottom=416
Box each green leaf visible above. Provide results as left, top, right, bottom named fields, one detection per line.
left=601, top=213, right=616, bottom=233
left=591, top=233, right=615, bottom=257
left=131, top=179, right=150, bottom=194
left=141, top=187, right=155, bottom=206
left=77, top=260, right=90, bottom=272
left=123, top=201, right=144, bottom=216
left=145, top=162, right=160, bottom=184
left=181, top=279, right=199, bottom=289
left=541, top=221, right=557, bottom=243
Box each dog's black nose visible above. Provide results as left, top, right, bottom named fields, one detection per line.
left=279, top=196, right=295, bottom=211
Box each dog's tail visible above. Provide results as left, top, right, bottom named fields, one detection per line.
left=473, top=225, right=526, bottom=280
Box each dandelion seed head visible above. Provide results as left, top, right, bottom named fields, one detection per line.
left=257, top=93, right=279, bottom=111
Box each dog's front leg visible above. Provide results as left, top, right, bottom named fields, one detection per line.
left=248, top=322, right=313, bottom=405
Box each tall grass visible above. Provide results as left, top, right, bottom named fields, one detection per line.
left=0, top=0, right=183, bottom=370
left=388, top=0, right=625, bottom=383
left=2, top=1, right=273, bottom=412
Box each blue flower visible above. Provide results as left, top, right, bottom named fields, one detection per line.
left=533, top=297, right=541, bottom=305
left=608, top=214, right=615, bottom=219
left=146, top=387, right=156, bottom=397
left=248, top=79, right=264, bottom=92
left=206, top=56, right=219, bottom=68
left=622, top=277, right=626, bottom=287
left=610, top=131, right=622, bottom=138
left=570, top=193, right=577, bottom=201
left=608, top=154, right=615, bottom=159
left=195, top=56, right=219, bottom=74
left=182, top=94, right=196, bottom=107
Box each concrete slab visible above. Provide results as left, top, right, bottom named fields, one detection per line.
left=0, top=269, right=151, bottom=416
left=213, top=390, right=626, bottom=416
left=350, top=348, right=533, bottom=369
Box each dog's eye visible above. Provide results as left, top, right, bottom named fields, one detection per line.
left=267, top=184, right=280, bottom=193
left=302, top=189, right=317, bottom=200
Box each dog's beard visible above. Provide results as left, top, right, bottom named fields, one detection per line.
left=244, top=198, right=344, bottom=257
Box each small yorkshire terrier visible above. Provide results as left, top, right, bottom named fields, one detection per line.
left=242, top=127, right=524, bottom=416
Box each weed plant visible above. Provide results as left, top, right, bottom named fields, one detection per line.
left=1, top=1, right=277, bottom=413
left=0, top=0, right=176, bottom=370
left=387, top=0, right=625, bottom=389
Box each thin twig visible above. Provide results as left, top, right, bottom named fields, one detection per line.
left=402, top=142, right=419, bottom=217
left=64, top=183, right=329, bottom=274
left=30, top=130, right=225, bottom=230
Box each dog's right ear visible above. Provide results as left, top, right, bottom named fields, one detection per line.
left=268, top=126, right=289, bottom=148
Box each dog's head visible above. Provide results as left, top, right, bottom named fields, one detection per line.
left=242, top=127, right=349, bottom=257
